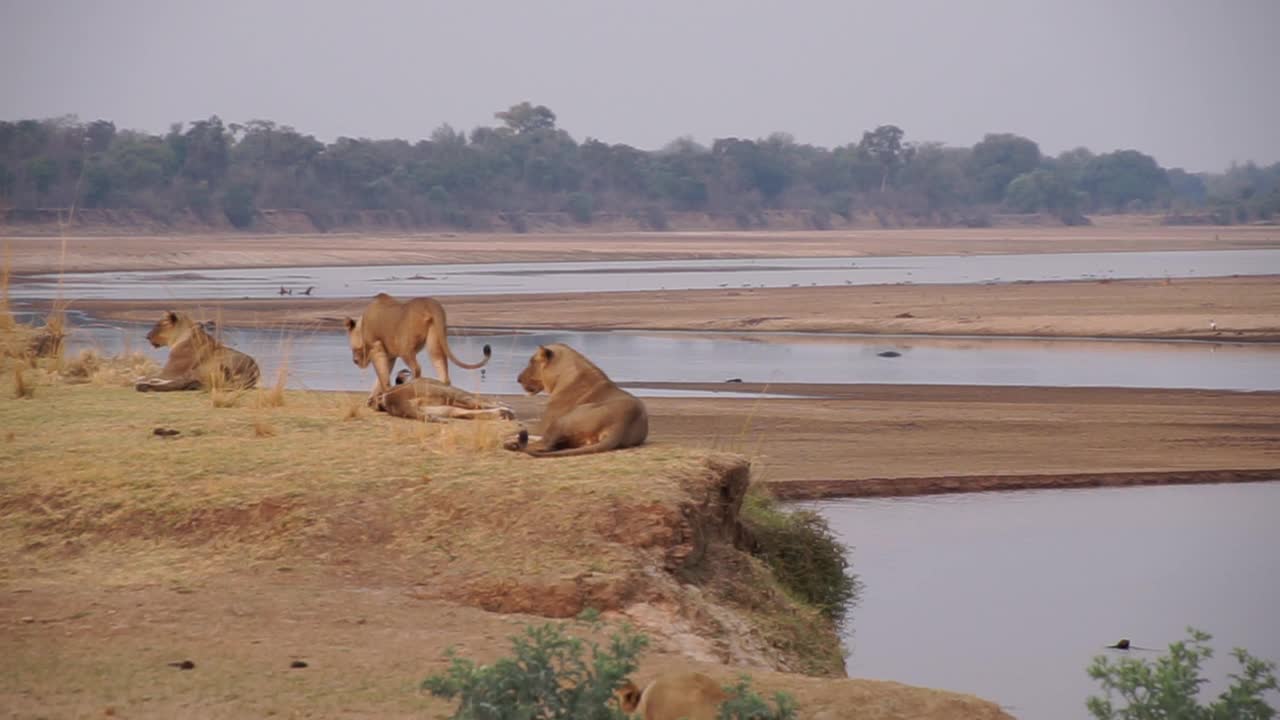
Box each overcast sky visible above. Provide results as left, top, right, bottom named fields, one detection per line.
left=2, top=0, right=1276, bottom=172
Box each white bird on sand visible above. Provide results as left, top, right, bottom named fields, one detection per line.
left=1210, top=320, right=1217, bottom=331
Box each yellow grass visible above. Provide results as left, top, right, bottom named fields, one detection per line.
left=11, top=364, right=31, bottom=399
left=252, top=416, right=278, bottom=437
left=0, top=241, right=13, bottom=332
left=0, top=385, right=716, bottom=585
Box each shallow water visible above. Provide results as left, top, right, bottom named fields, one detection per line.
left=63, top=321, right=1280, bottom=393
left=805, top=482, right=1280, bottom=719
left=17, top=248, right=1280, bottom=300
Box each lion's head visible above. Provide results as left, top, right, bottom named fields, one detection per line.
left=614, top=680, right=643, bottom=714
left=145, top=311, right=195, bottom=348
left=343, top=317, right=370, bottom=368
left=517, top=345, right=555, bottom=395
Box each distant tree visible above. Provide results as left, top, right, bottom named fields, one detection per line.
left=178, top=116, right=231, bottom=186
left=1081, top=150, right=1167, bottom=211
left=858, top=125, right=907, bottom=193
left=495, top=101, right=557, bottom=134
left=0, top=106, right=1254, bottom=228
left=85, top=120, right=116, bottom=153
left=26, top=157, right=59, bottom=200
left=1166, top=168, right=1207, bottom=208
left=221, top=183, right=256, bottom=228
left=564, top=191, right=593, bottom=223
left=969, top=133, right=1041, bottom=203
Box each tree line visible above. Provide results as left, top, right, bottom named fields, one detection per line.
left=1, top=102, right=1276, bottom=230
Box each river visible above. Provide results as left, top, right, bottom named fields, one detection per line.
left=15, top=248, right=1280, bottom=300
left=805, top=482, right=1280, bottom=719
left=62, top=321, right=1280, bottom=394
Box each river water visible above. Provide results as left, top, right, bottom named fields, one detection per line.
left=805, top=482, right=1280, bottom=719
left=62, top=321, right=1280, bottom=394
left=16, top=248, right=1280, bottom=300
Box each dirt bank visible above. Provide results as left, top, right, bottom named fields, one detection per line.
left=0, top=383, right=1015, bottom=717
left=58, top=274, right=1280, bottom=343
left=4, top=223, right=1277, bottom=273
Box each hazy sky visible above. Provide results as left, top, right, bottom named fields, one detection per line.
left=3, top=0, right=1277, bottom=172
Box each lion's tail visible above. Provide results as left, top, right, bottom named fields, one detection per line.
left=428, top=305, right=492, bottom=370
left=445, top=341, right=492, bottom=370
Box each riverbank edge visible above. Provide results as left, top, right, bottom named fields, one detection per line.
left=767, top=468, right=1280, bottom=500
left=17, top=281, right=1280, bottom=345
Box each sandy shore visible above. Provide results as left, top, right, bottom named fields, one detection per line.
left=5, top=224, right=1278, bottom=273
left=585, top=383, right=1280, bottom=497
left=53, top=275, right=1280, bottom=342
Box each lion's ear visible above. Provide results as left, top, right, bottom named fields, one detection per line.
left=616, top=681, right=641, bottom=712
left=539, top=346, right=553, bottom=361
left=344, top=317, right=357, bottom=331
left=166, top=311, right=178, bottom=323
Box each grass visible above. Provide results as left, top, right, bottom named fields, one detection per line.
left=0, top=378, right=849, bottom=675
left=0, top=384, right=712, bottom=586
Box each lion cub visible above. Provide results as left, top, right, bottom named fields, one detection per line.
left=506, top=343, right=648, bottom=457
left=616, top=672, right=727, bottom=720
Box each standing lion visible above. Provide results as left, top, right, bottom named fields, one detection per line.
left=344, top=293, right=491, bottom=405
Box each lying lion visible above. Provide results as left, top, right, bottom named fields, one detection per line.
left=505, top=343, right=648, bottom=457
left=344, top=293, right=491, bottom=405
left=616, top=672, right=727, bottom=720
left=135, top=311, right=260, bottom=392
left=376, top=368, right=514, bottom=422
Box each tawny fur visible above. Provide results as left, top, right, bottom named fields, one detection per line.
left=135, top=311, right=260, bottom=392
left=616, top=673, right=727, bottom=720
left=344, top=293, right=490, bottom=405
left=376, top=366, right=514, bottom=422
left=505, top=343, right=647, bottom=457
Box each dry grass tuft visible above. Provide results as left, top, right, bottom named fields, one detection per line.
left=431, top=418, right=508, bottom=455
left=210, top=387, right=242, bottom=408
left=256, top=367, right=288, bottom=408
left=338, top=393, right=368, bottom=421
left=63, top=349, right=160, bottom=387
left=12, top=364, right=32, bottom=399
left=252, top=417, right=277, bottom=438
left=0, top=242, right=14, bottom=332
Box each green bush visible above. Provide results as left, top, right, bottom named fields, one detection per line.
left=422, top=621, right=646, bottom=719
left=1086, top=627, right=1278, bottom=720
left=717, top=675, right=797, bottom=720
left=739, top=489, right=860, bottom=623
left=422, top=618, right=799, bottom=720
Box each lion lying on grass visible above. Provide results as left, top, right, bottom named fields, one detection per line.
left=134, top=311, right=260, bottom=392
left=376, top=367, right=514, bottom=422
left=505, top=343, right=648, bottom=457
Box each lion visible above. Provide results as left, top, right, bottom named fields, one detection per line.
left=135, top=311, right=260, bottom=392
left=616, top=672, right=727, bottom=720
left=376, top=366, right=515, bottom=422
left=344, top=293, right=491, bottom=404
left=505, top=343, right=647, bottom=457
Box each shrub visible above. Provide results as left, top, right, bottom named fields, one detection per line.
left=422, top=620, right=799, bottom=720
left=422, top=621, right=647, bottom=719
left=1086, top=627, right=1278, bottom=720
left=717, top=675, right=797, bottom=720
left=739, top=488, right=860, bottom=624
